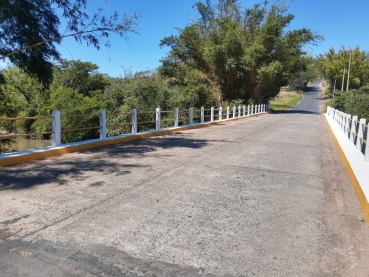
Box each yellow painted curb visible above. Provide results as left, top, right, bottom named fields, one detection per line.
left=0, top=113, right=267, bottom=167
left=324, top=115, right=369, bottom=224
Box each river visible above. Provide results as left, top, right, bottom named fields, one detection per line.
left=8, top=138, right=52, bottom=152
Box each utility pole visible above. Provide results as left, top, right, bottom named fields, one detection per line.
left=341, top=68, right=346, bottom=91
left=346, top=50, right=352, bottom=91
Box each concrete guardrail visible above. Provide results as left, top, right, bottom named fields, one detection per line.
left=0, top=104, right=270, bottom=166
left=325, top=106, right=369, bottom=222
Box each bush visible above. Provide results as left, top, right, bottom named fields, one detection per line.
left=332, top=89, right=369, bottom=120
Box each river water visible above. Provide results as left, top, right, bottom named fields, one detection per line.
left=8, top=138, right=52, bottom=152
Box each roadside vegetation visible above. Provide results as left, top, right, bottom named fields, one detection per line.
left=0, top=0, right=321, bottom=152
left=269, top=90, right=304, bottom=111
left=318, top=46, right=369, bottom=119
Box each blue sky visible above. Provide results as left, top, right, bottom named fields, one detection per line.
left=4, top=0, right=369, bottom=77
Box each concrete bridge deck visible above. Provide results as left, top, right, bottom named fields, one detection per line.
left=1, top=81, right=369, bottom=276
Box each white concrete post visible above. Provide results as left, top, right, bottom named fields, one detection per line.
left=52, top=110, right=61, bottom=146
left=156, top=107, right=161, bottom=130
left=251, top=105, right=254, bottom=115
left=238, top=106, right=241, bottom=117
left=365, top=123, right=369, bottom=163
left=341, top=112, right=344, bottom=130
left=227, top=106, right=230, bottom=119
left=243, top=105, right=246, bottom=116
left=233, top=106, right=236, bottom=118
left=342, top=113, right=347, bottom=132
left=258, top=104, right=261, bottom=114
left=357, top=118, right=366, bottom=152
left=350, top=116, right=358, bottom=144
left=200, top=106, right=204, bottom=123
left=174, top=108, right=179, bottom=127
left=219, top=107, right=223, bottom=120
left=248, top=105, right=250, bottom=115
left=132, top=109, right=137, bottom=134
left=345, top=114, right=351, bottom=139
left=189, top=108, right=193, bottom=125
left=99, top=110, right=106, bottom=139
left=211, top=107, right=214, bottom=122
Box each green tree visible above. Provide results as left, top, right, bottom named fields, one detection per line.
left=318, top=46, right=369, bottom=92
left=0, top=0, right=139, bottom=86
left=52, top=59, right=110, bottom=96
left=159, top=0, right=321, bottom=104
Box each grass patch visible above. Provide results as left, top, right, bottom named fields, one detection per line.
left=269, top=90, right=304, bottom=111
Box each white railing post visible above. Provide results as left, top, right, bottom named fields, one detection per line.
left=248, top=105, right=250, bottom=115
left=346, top=114, right=351, bottom=139
left=174, top=108, right=179, bottom=127
left=233, top=106, right=236, bottom=118
left=243, top=105, right=246, bottom=116
left=132, top=109, right=137, bottom=134
left=189, top=108, right=193, bottom=125
left=365, top=123, right=369, bottom=163
left=238, top=106, right=241, bottom=117
left=219, top=107, right=223, bottom=120
left=258, top=104, right=261, bottom=114
left=156, top=107, right=161, bottom=130
left=211, top=107, right=214, bottom=122
left=251, top=105, right=254, bottom=115
left=342, top=113, right=347, bottom=132
left=357, top=118, right=366, bottom=152
left=201, top=106, right=204, bottom=123
left=99, top=110, right=106, bottom=139
left=350, top=116, right=358, bottom=144
left=52, top=110, right=61, bottom=146
left=227, top=106, right=230, bottom=119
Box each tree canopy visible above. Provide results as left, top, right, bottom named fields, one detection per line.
left=159, top=0, right=322, bottom=104
left=0, top=0, right=139, bottom=86
left=318, top=46, right=369, bottom=92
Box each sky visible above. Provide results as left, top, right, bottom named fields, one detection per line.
left=4, top=0, right=369, bottom=77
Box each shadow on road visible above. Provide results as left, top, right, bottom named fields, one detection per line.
left=280, top=109, right=321, bottom=115
left=0, top=134, right=221, bottom=191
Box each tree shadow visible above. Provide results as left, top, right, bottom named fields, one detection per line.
left=0, top=134, right=220, bottom=191
left=279, top=109, right=321, bottom=115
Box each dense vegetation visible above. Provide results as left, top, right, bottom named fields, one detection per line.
left=318, top=46, right=369, bottom=120
left=159, top=0, right=321, bottom=104
left=0, top=0, right=322, bottom=152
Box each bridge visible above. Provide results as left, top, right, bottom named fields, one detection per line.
left=1, top=81, right=369, bottom=276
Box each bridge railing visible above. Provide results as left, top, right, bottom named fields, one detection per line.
left=0, top=104, right=269, bottom=152
left=327, top=106, right=369, bottom=163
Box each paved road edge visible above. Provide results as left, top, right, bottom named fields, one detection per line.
left=324, top=114, right=369, bottom=224
left=0, top=113, right=268, bottom=167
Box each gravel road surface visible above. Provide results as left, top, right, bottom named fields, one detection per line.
left=1, top=81, right=369, bottom=276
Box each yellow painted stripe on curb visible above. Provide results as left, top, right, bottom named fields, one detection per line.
left=324, top=115, right=369, bottom=224
left=0, top=113, right=267, bottom=167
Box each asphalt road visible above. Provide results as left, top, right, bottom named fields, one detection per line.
left=1, top=81, right=369, bottom=276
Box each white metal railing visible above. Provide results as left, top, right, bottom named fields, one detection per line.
left=0, top=104, right=269, bottom=152
left=327, top=106, right=369, bottom=163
